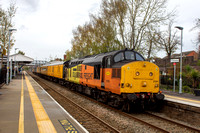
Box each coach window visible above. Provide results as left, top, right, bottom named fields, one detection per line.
left=114, top=52, right=124, bottom=62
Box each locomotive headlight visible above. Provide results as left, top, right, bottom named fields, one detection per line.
left=136, top=72, right=140, bottom=76
left=155, top=84, right=159, bottom=88
left=149, top=72, right=153, bottom=76
left=126, top=83, right=130, bottom=87
left=142, top=81, right=147, bottom=87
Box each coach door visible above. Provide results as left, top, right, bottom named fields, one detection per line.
left=94, top=64, right=101, bottom=80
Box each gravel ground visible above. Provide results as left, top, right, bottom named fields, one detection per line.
left=43, top=81, right=157, bottom=133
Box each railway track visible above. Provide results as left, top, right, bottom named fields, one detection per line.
left=79, top=93, right=200, bottom=133
left=29, top=72, right=120, bottom=133
left=29, top=72, right=200, bottom=133
left=140, top=112, right=200, bottom=133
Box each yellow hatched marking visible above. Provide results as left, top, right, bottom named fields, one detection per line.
left=18, top=72, right=24, bottom=133
left=25, top=73, right=57, bottom=133
left=165, top=94, right=200, bottom=104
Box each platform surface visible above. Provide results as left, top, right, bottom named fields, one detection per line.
left=0, top=71, right=88, bottom=133
left=161, top=89, right=200, bottom=107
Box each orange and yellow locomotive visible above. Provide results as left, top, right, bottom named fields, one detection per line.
left=35, top=49, right=164, bottom=112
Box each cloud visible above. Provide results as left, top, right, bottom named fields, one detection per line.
left=18, top=24, right=28, bottom=30
left=18, top=0, right=40, bottom=12
left=88, top=2, right=101, bottom=13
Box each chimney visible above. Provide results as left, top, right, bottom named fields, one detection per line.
left=64, top=54, right=66, bottom=60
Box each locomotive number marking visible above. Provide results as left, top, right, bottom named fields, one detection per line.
left=84, top=73, right=93, bottom=79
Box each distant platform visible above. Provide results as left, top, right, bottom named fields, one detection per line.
left=0, top=71, right=88, bottom=133
left=162, top=89, right=200, bottom=108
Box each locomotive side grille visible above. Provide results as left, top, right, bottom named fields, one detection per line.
left=112, top=68, right=121, bottom=78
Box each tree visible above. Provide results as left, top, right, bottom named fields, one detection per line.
left=191, top=18, right=200, bottom=46
left=155, top=19, right=180, bottom=59
left=70, top=13, right=119, bottom=58
left=145, top=26, right=160, bottom=61
left=183, top=65, right=200, bottom=89
left=102, top=0, right=175, bottom=53
left=65, top=50, right=73, bottom=60
left=0, top=3, right=17, bottom=68
left=18, top=50, right=25, bottom=55
left=190, top=69, right=200, bottom=89
left=68, top=0, right=175, bottom=59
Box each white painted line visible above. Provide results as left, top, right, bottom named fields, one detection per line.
left=27, top=72, right=89, bottom=133
left=164, top=97, right=200, bottom=108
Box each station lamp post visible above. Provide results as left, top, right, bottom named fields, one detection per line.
left=6, top=28, right=17, bottom=85
left=14, top=48, right=18, bottom=77
left=175, top=26, right=183, bottom=94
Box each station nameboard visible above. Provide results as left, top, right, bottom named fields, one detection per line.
left=170, top=59, right=179, bottom=63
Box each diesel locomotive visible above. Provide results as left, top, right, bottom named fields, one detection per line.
left=35, top=48, right=164, bottom=112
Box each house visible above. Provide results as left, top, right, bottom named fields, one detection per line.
left=154, top=50, right=199, bottom=75
left=162, top=50, right=198, bottom=61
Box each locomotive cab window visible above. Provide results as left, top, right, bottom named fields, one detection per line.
left=105, top=57, right=111, bottom=68
left=136, top=53, right=145, bottom=61
left=114, top=52, right=124, bottom=62
left=125, top=51, right=135, bottom=60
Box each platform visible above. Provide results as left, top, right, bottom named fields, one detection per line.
left=0, top=71, right=88, bottom=133
left=161, top=89, right=200, bottom=108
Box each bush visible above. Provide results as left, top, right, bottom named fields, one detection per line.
left=183, top=86, right=191, bottom=93
left=197, top=60, right=200, bottom=66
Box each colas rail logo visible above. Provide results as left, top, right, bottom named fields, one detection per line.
left=106, top=71, right=110, bottom=75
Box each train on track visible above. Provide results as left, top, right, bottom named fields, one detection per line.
left=34, top=48, right=164, bottom=112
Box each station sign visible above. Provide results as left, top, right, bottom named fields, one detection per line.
left=170, top=59, right=179, bottom=63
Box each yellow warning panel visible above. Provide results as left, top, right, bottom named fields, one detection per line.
left=58, top=119, right=79, bottom=133
left=24, top=73, right=57, bottom=133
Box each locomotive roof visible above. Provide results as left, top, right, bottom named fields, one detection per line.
left=64, top=48, right=142, bottom=67
left=82, top=50, right=120, bottom=65
left=70, top=49, right=133, bottom=66
left=42, top=61, right=64, bottom=67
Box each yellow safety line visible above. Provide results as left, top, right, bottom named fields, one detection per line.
left=24, top=73, right=57, bottom=133
left=165, top=94, right=200, bottom=104
left=18, top=72, right=24, bottom=133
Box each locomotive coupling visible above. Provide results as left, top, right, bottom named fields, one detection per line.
left=155, top=93, right=165, bottom=100
left=127, top=94, right=138, bottom=101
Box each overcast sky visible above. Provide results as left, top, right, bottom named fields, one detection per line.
left=0, top=0, right=200, bottom=60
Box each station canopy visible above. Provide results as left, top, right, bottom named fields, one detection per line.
left=9, top=53, right=34, bottom=65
